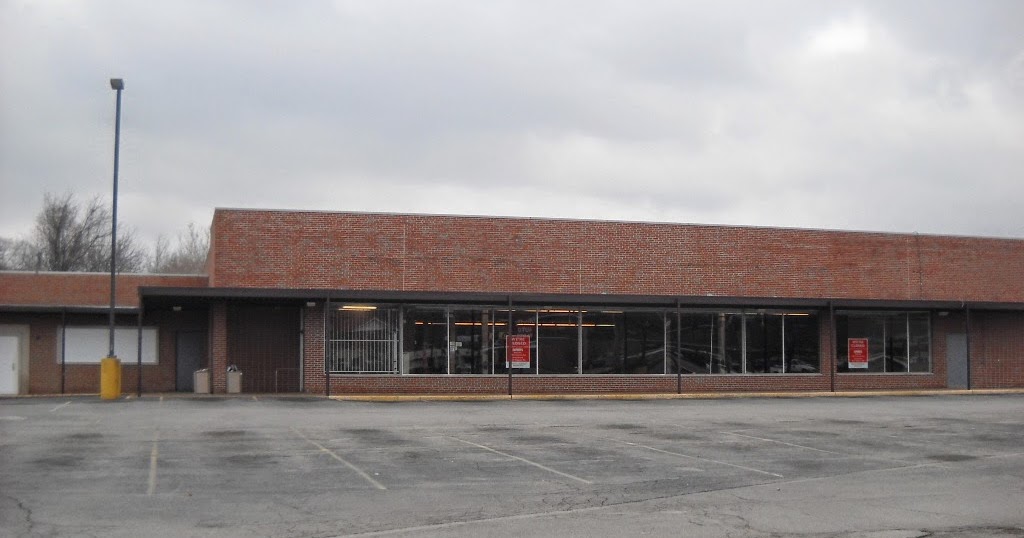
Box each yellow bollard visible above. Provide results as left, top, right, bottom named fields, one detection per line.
left=100, top=356, right=121, bottom=400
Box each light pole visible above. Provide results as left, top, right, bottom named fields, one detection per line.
left=101, top=77, right=124, bottom=400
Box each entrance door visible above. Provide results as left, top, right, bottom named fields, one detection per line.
left=0, top=326, right=27, bottom=395
left=946, top=333, right=968, bottom=389
left=176, top=331, right=206, bottom=392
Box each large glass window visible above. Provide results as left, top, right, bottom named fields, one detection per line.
left=582, top=311, right=666, bottom=374
left=537, top=310, right=579, bottom=374
left=402, top=309, right=447, bottom=374
left=351, top=305, right=822, bottom=376
left=836, top=312, right=931, bottom=373
left=328, top=306, right=400, bottom=373
left=669, top=311, right=820, bottom=374
left=493, top=310, right=538, bottom=374
left=450, top=309, right=491, bottom=374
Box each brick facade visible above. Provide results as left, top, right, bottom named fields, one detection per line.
left=3, top=210, right=1023, bottom=395
left=209, top=210, right=1024, bottom=304
left=0, top=272, right=207, bottom=308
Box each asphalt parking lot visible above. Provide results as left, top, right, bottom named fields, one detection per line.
left=2, top=394, right=1024, bottom=538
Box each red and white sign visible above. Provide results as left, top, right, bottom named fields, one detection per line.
left=506, top=335, right=531, bottom=369
left=848, top=338, right=869, bottom=369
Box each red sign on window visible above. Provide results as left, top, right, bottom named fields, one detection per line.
left=506, top=335, right=531, bottom=369
left=848, top=338, right=869, bottom=369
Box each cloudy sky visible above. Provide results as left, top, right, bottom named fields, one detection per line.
left=2, top=0, right=1023, bottom=248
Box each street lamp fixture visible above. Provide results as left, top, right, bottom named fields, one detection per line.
left=101, top=78, right=124, bottom=400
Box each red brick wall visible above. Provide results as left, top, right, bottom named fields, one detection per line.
left=971, top=311, right=1024, bottom=389
left=302, top=303, right=325, bottom=394
left=209, top=302, right=228, bottom=393
left=0, top=273, right=208, bottom=308
left=209, top=210, right=1024, bottom=303
left=0, top=310, right=204, bottom=394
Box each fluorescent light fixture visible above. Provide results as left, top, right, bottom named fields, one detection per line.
left=340, top=305, right=377, bottom=310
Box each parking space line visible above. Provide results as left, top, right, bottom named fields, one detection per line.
left=148, top=429, right=160, bottom=495
left=49, top=401, right=71, bottom=413
left=447, top=436, right=593, bottom=484
left=722, top=431, right=938, bottom=467
left=721, top=431, right=847, bottom=455
left=601, top=436, right=783, bottom=478
left=291, top=427, right=387, bottom=490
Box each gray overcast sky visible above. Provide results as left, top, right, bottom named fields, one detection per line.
left=2, top=0, right=1023, bottom=247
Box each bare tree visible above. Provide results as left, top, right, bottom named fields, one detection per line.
left=0, top=237, right=11, bottom=270
left=13, top=192, right=148, bottom=273
left=150, top=222, right=209, bottom=274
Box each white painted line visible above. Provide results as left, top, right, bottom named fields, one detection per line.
left=330, top=503, right=613, bottom=537
left=723, top=431, right=927, bottom=467
left=49, top=401, right=71, bottom=413
left=448, top=436, right=593, bottom=485
left=147, top=429, right=160, bottom=495
left=721, top=431, right=847, bottom=455
left=603, top=437, right=783, bottom=478
left=292, top=427, right=387, bottom=490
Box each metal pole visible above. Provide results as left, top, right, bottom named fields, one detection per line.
left=676, top=303, right=682, bottom=394
left=965, top=307, right=972, bottom=390
left=324, top=295, right=330, bottom=397
left=136, top=308, right=143, bottom=397
left=108, top=80, right=123, bottom=359
left=829, top=301, right=836, bottom=392
left=507, top=296, right=512, bottom=397
left=60, top=309, right=67, bottom=395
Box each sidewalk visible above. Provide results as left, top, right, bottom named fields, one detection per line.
left=5, top=388, right=1023, bottom=402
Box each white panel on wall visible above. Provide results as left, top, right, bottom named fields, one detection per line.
left=60, top=327, right=159, bottom=364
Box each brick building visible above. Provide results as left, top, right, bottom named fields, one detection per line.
left=2, top=208, right=1022, bottom=395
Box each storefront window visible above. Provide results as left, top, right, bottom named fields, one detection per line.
left=836, top=312, right=931, bottom=373
left=328, top=306, right=400, bottom=373
left=367, top=305, right=822, bottom=376
left=537, top=310, right=579, bottom=374
left=402, top=308, right=447, bottom=374
left=669, top=311, right=819, bottom=374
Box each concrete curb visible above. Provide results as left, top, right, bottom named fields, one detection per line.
left=327, top=388, right=1024, bottom=402
left=6, top=389, right=1024, bottom=402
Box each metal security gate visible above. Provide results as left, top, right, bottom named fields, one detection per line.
left=327, top=307, right=399, bottom=373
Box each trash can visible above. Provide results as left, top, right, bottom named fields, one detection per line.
left=226, top=366, right=242, bottom=394
left=194, top=369, right=210, bottom=394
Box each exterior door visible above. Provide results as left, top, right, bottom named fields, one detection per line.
left=946, top=333, right=968, bottom=389
left=0, top=326, right=27, bottom=395
left=176, top=331, right=206, bottom=392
